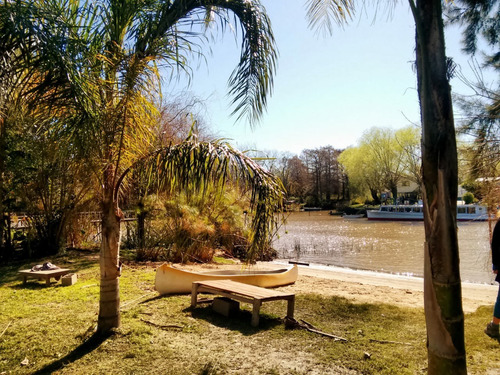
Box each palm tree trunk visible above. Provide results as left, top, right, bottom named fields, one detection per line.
left=0, top=117, right=5, bottom=257
left=137, top=201, right=146, bottom=249
left=97, top=193, right=122, bottom=334
left=411, top=0, right=466, bottom=373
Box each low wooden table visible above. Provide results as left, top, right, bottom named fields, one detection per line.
left=18, top=268, right=71, bottom=285
left=191, top=279, right=295, bottom=327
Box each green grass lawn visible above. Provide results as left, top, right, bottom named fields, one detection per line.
left=0, top=250, right=499, bottom=374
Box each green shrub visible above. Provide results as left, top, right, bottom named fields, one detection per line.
left=130, top=186, right=256, bottom=263
left=462, top=192, right=475, bottom=204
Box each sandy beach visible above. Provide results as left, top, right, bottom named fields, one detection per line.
left=181, top=261, right=499, bottom=313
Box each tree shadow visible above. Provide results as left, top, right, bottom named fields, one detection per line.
left=0, top=262, right=29, bottom=285
left=9, top=280, right=79, bottom=290
left=185, top=305, right=282, bottom=336
left=32, top=332, right=112, bottom=375
left=9, top=282, right=53, bottom=290
left=139, top=294, right=165, bottom=305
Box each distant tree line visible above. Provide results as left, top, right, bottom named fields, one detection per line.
left=252, top=145, right=348, bottom=209
left=252, top=125, right=422, bottom=209
left=339, top=125, right=422, bottom=205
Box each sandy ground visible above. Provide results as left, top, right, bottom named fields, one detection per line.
left=162, top=262, right=500, bottom=374
left=181, top=261, right=499, bottom=313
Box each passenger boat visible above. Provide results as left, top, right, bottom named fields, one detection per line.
left=366, top=204, right=491, bottom=221
left=155, top=263, right=298, bottom=295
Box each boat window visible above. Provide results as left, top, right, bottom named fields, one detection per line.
left=468, top=207, right=476, bottom=214
left=381, top=207, right=388, bottom=212
left=413, top=207, right=421, bottom=213
left=405, top=207, right=412, bottom=212
left=458, top=207, right=466, bottom=214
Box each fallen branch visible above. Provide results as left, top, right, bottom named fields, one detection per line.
left=140, top=319, right=184, bottom=330
left=284, top=317, right=347, bottom=342
left=306, top=327, right=348, bottom=341
left=299, top=319, right=318, bottom=330
left=369, top=338, right=413, bottom=346
left=0, top=321, right=12, bottom=339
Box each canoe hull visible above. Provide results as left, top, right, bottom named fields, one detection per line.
left=155, top=264, right=298, bottom=295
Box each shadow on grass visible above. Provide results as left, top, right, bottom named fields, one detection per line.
left=9, top=280, right=79, bottom=290
left=186, top=305, right=282, bottom=335
left=9, top=282, right=54, bottom=290
left=32, top=332, right=112, bottom=375
left=0, top=263, right=27, bottom=286
left=139, top=294, right=165, bottom=305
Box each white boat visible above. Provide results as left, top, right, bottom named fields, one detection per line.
left=303, top=207, right=322, bottom=211
left=342, top=214, right=365, bottom=219
left=366, top=204, right=491, bottom=221
left=155, top=263, right=298, bottom=295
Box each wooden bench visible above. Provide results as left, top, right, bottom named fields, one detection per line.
left=18, top=269, right=71, bottom=285
left=191, top=279, right=295, bottom=327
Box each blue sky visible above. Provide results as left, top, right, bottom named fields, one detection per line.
left=166, top=1, right=491, bottom=155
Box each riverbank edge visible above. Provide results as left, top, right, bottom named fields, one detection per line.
left=258, top=260, right=498, bottom=313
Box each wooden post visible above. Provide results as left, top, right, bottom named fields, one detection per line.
left=286, top=296, right=295, bottom=319
left=191, top=283, right=199, bottom=307
left=251, top=300, right=262, bottom=327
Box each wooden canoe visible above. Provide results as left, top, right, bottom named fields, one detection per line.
left=155, top=263, right=298, bottom=295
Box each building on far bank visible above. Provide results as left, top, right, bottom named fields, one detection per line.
left=396, top=179, right=420, bottom=204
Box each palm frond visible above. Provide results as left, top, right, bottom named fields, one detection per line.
left=136, top=138, right=285, bottom=260
left=134, top=0, right=277, bottom=126
left=222, top=0, right=277, bottom=126
left=306, top=0, right=355, bottom=34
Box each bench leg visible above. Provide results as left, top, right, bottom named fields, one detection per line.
left=251, top=300, right=261, bottom=327
left=191, top=283, right=200, bottom=308
left=45, top=277, right=51, bottom=286
left=286, top=296, right=295, bottom=319
left=23, top=276, right=27, bottom=285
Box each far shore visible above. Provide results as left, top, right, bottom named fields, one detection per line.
left=177, top=260, right=499, bottom=314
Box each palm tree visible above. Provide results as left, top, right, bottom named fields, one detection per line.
left=0, top=1, right=34, bottom=259
left=307, top=0, right=466, bottom=373
left=0, top=0, right=281, bottom=335
left=447, top=1, right=500, bottom=200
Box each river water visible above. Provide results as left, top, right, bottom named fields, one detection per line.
left=273, top=211, right=496, bottom=285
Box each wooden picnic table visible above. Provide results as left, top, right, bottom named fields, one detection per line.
left=191, top=279, right=295, bottom=327
left=18, top=268, right=71, bottom=285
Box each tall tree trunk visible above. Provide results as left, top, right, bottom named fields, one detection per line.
left=97, top=187, right=122, bottom=334
left=390, top=184, right=398, bottom=205
left=411, top=0, right=466, bottom=373
left=0, top=117, right=5, bottom=258
left=369, top=188, right=380, bottom=204
left=137, top=201, right=146, bottom=249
